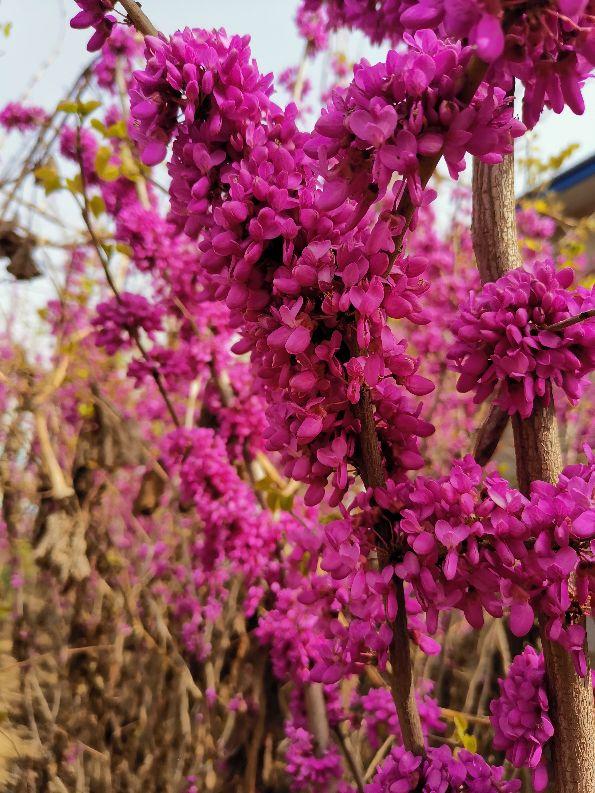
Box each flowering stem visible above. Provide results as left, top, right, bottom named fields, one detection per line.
left=355, top=54, right=492, bottom=757
left=71, top=118, right=180, bottom=428
left=114, top=57, right=151, bottom=209
left=471, top=152, right=595, bottom=793
left=384, top=55, right=488, bottom=276
left=305, top=682, right=330, bottom=756
left=354, top=388, right=425, bottom=755
left=473, top=403, right=509, bottom=465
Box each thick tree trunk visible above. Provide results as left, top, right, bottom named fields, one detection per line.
left=471, top=155, right=521, bottom=283
left=472, top=153, right=595, bottom=793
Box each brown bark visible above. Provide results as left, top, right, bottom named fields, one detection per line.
left=390, top=577, right=425, bottom=754
left=472, top=153, right=595, bottom=793
left=354, top=386, right=425, bottom=756
left=118, top=0, right=158, bottom=37
left=473, top=402, right=509, bottom=466
left=538, top=626, right=595, bottom=793
left=471, top=154, right=521, bottom=284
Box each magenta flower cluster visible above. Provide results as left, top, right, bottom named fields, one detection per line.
left=449, top=263, right=595, bottom=418
left=297, top=0, right=595, bottom=127
left=0, top=102, right=48, bottom=132
left=70, top=0, right=115, bottom=52
left=296, top=3, right=330, bottom=52
left=490, top=646, right=553, bottom=792
left=60, top=124, right=99, bottom=183
left=93, top=24, right=143, bottom=89
left=128, top=28, right=274, bottom=169
left=126, top=24, right=525, bottom=511
left=358, top=681, right=444, bottom=750
left=284, top=724, right=344, bottom=793
left=127, top=27, right=446, bottom=508
left=162, top=428, right=278, bottom=579
left=372, top=453, right=595, bottom=675
left=93, top=292, right=163, bottom=354
left=310, top=29, right=524, bottom=212
left=365, top=744, right=521, bottom=792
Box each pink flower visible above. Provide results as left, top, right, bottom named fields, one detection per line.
left=490, top=647, right=554, bottom=791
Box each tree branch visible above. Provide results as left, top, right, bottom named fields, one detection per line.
left=118, top=0, right=159, bottom=37
left=354, top=54, right=491, bottom=758
left=472, top=150, right=595, bottom=793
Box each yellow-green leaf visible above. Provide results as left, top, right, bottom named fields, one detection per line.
left=120, top=147, right=141, bottom=180
left=115, top=242, right=133, bottom=256
left=89, top=194, right=106, bottom=217
left=57, top=100, right=79, bottom=114
left=66, top=174, right=83, bottom=194
left=95, top=146, right=120, bottom=181
left=78, top=402, right=95, bottom=418
left=34, top=164, right=62, bottom=194
left=91, top=118, right=108, bottom=136
left=78, top=99, right=102, bottom=117
left=106, top=120, right=128, bottom=139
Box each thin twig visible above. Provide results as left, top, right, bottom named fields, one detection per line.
left=333, top=724, right=365, bottom=793
left=364, top=734, right=395, bottom=782
left=544, top=309, right=595, bottom=332
left=74, top=126, right=181, bottom=427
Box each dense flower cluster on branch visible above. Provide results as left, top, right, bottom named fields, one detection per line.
left=8, top=3, right=589, bottom=790
left=310, top=29, right=524, bottom=206
left=490, top=646, right=553, bottom=791
left=448, top=263, right=595, bottom=418
left=375, top=454, right=595, bottom=675
left=366, top=743, right=521, bottom=792
left=297, top=0, right=595, bottom=126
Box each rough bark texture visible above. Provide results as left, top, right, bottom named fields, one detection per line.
left=538, top=615, right=595, bottom=793
left=472, top=154, right=595, bottom=793
left=390, top=577, right=425, bottom=754
left=471, top=155, right=522, bottom=284
left=511, top=395, right=562, bottom=493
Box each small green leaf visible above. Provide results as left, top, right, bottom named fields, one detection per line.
left=120, top=147, right=141, bottom=180
left=91, top=118, right=108, bottom=136
left=66, top=174, right=83, bottom=194
left=95, top=146, right=120, bottom=181
left=115, top=242, right=133, bottom=256
left=89, top=194, right=106, bottom=217
left=106, top=120, right=128, bottom=139
left=78, top=99, right=101, bottom=117
left=57, top=100, right=79, bottom=114
left=34, top=164, right=62, bottom=194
